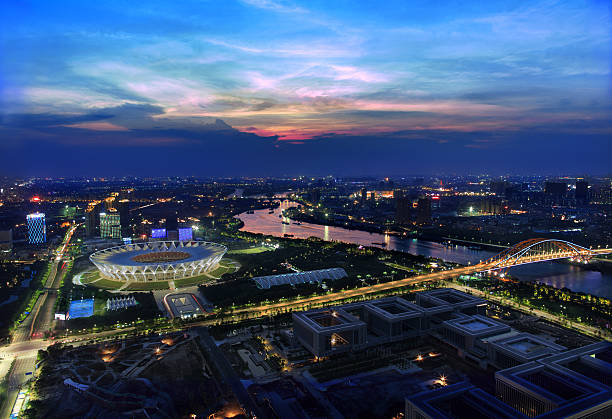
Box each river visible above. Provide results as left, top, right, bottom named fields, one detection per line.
left=236, top=200, right=612, bottom=299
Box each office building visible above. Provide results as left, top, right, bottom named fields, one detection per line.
left=406, top=342, right=612, bottom=418
left=308, top=188, right=321, bottom=203
left=116, top=199, right=131, bottom=237
left=488, top=333, right=565, bottom=369
left=85, top=202, right=102, bottom=238
left=416, top=197, right=432, bottom=224
left=406, top=381, right=521, bottom=419
left=27, top=213, right=46, bottom=244
left=575, top=180, right=589, bottom=203
left=0, top=229, right=13, bottom=250
left=343, top=297, right=425, bottom=339
left=293, top=307, right=367, bottom=357
left=293, top=289, right=486, bottom=357
left=438, top=314, right=512, bottom=367
left=416, top=288, right=487, bottom=317
left=495, top=342, right=612, bottom=417
left=396, top=196, right=412, bottom=225
left=99, top=212, right=121, bottom=239
left=491, top=180, right=509, bottom=197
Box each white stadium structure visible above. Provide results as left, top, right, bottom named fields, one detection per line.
left=90, top=241, right=227, bottom=282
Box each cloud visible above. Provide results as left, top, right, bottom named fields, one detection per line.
left=240, top=0, right=306, bottom=14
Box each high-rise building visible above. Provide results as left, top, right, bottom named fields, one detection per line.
left=100, top=212, right=121, bottom=239
left=308, top=188, right=321, bottom=203
left=490, top=180, right=508, bottom=197
left=85, top=202, right=102, bottom=238
left=416, top=197, right=432, bottom=225
left=575, top=180, right=589, bottom=203
left=165, top=212, right=178, bottom=231
left=396, top=197, right=412, bottom=225
left=360, top=187, right=367, bottom=202
left=27, top=213, right=46, bottom=244
left=0, top=229, right=13, bottom=250
left=544, top=181, right=567, bottom=196
left=116, top=199, right=131, bottom=237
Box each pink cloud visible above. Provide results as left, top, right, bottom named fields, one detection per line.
left=63, top=121, right=130, bottom=131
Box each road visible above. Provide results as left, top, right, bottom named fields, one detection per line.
left=443, top=281, right=611, bottom=341
left=197, top=328, right=265, bottom=418
left=0, top=237, right=609, bottom=418
left=0, top=224, right=77, bottom=419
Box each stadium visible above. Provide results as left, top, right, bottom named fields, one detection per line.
left=89, top=241, right=227, bottom=282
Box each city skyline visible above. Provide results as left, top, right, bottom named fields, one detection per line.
left=1, top=0, right=610, bottom=175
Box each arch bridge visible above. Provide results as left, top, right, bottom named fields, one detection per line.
left=475, top=238, right=607, bottom=274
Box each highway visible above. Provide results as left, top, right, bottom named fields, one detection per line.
left=0, top=224, right=77, bottom=419
left=0, top=235, right=609, bottom=418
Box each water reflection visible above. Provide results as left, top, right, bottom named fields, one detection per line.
left=237, top=200, right=612, bottom=298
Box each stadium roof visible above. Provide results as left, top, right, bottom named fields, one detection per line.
left=253, top=268, right=347, bottom=289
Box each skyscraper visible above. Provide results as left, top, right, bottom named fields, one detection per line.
left=360, top=187, right=367, bottom=202
left=575, top=180, right=588, bottom=203
left=416, top=197, right=432, bottom=225
left=0, top=229, right=13, bottom=250
left=100, top=212, right=121, bottom=239
left=116, top=199, right=131, bottom=237
left=27, top=213, right=46, bottom=244
left=396, top=197, right=412, bottom=225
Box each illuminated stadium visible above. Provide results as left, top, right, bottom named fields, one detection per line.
left=89, top=241, right=227, bottom=282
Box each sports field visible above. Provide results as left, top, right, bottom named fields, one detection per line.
left=81, top=258, right=240, bottom=291
left=68, top=298, right=94, bottom=319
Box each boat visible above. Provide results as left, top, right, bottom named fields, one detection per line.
left=281, top=221, right=290, bottom=225
left=268, top=210, right=275, bottom=214
left=283, top=233, right=294, bottom=237
left=246, top=210, right=254, bottom=214
left=372, top=242, right=387, bottom=247
left=292, top=222, right=302, bottom=225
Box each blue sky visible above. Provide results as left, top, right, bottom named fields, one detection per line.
left=0, top=0, right=610, bottom=175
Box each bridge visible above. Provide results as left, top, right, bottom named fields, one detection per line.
left=475, top=238, right=612, bottom=275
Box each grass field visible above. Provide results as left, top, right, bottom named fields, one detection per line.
left=80, top=270, right=102, bottom=284
left=93, top=298, right=107, bottom=315
left=228, top=246, right=272, bottom=255
left=124, top=281, right=170, bottom=291
left=92, top=278, right=126, bottom=289
left=173, top=274, right=213, bottom=288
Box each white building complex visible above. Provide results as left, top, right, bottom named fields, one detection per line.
left=90, top=241, right=226, bottom=282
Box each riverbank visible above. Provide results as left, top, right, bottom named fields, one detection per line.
left=236, top=201, right=612, bottom=299
left=446, top=280, right=611, bottom=341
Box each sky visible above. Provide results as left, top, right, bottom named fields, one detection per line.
left=0, top=0, right=610, bottom=176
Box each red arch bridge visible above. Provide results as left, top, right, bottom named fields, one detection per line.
left=474, top=238, right=612, bottom=277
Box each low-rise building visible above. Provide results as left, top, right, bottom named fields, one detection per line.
left=495, top=343, right=612, bottom=418
left=292, top=307, right=366, bottom=357
left=437, top=314, right=512, bottom=368
left=406, top=342, right=612, bottom=418
left=489, top=333, right=566, bottom=369
left=293, top=289, right=487, bottom=357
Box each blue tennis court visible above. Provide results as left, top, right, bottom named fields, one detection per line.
left=68, top=298, right=95, bottom=319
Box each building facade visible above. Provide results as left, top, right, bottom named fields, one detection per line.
left=27, top=213, right=46, bottom=244
left=99, top=212, right=121, bottom=239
